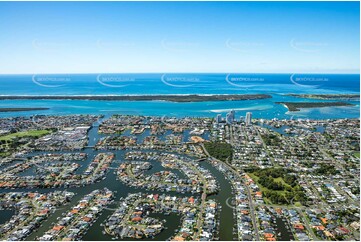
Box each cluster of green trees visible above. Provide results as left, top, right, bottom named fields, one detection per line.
left=263, top=188, right=307, bottom=205
left=204, top=142, right=233, bottom=162
left=0, top=140, right=11, bottom=145
left=262, top=190, right=288, bottom=204
left=258, top=176, right=284, bottom=190
left=247, top=167, right=297, bottom=187
left=0, top=129, right=54, bottom=157
left=351, top=187, right=360, bottom=195
left=314, top=163, right=339, bottom=175
left=261, top=133, right=281, bottom=146
left=246, top=167, right=306, bottom=205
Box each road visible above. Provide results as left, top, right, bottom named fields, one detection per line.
left=263, top=204, right=318, bottom=240
left=200, top=142, right=260, bottom=241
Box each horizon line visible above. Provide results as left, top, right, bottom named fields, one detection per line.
left=0, top=72, right=360, bottom=75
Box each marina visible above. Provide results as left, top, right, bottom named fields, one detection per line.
left=0, top=116, right=236, bottom=241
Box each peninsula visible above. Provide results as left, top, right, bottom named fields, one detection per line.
left=276, top=101, right=354, bottom=111
left=0, top=107, right=49, bottom=112
left=286, top=94, right=360, bottom=100
left=0, top=94, right=272, bottom=102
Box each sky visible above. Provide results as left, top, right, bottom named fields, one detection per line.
left=0, top=1, right=359, bottom=74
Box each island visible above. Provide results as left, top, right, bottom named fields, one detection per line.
left=286, top=94, right=360, bottom=100
left=0, top=107, right=49, bottom=112
left=276, top=101, right=355, bottom=111
left=0, top=94, right=272, bottom=102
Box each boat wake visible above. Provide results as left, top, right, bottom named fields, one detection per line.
left=209, top=105, right=273, bottom=113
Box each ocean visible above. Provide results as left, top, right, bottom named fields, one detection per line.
left=0, top=73, right=359, bottom=119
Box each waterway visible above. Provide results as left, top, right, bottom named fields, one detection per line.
left=201, top=162, right=235, bottom=241
left=0, top=209, right=15, bottom=225
left=0, top=117, right=236, bottom=241
left=0, top=73, right=359, bottom=120
left=274, top=216, right=295, bottom=241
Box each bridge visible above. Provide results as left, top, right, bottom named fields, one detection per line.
left=195, top=158, right=207, bottom=162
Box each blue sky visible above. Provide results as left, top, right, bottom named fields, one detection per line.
left=0, top=1, right=359, bottom=74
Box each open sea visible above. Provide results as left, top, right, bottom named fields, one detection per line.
left=0, top=73, right=359, bottom=119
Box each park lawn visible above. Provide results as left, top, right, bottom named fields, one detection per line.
left=0, top=130, right=50, bottom=141
left=248, top=172, right=295, bottom=205
left=354, top=152, right=360, bottom=158
left=294, top=202, right=302, bottom=207
left=273, top=177, right=292, bottom=189
left=248, top=173, right=288, bottom=196
left=263, top=197, right=273, bottom=204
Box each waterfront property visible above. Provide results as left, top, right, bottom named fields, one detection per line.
left=38, top=188, right=113, bottom=241
left=0, top=114, right=359, bottom=241
left=103, top=192, right=218, bottom=240
left=0, top=191, right=74, bottom=241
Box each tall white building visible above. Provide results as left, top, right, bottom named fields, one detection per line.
left=246, top=112, right=252, bottom=126
left=226, top=110, right=236, bottom=124
left=230, top=110, right=235, bottom=120
left=226, top=113, right=233, bottom=124
left=216, top=114, right=222, bottom=123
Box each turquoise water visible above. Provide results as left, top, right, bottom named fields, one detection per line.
left=0, top=72, right=359, bottom=240
left=0, top=73, right=359, bottom=119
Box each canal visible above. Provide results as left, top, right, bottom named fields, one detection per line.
left=274, top=216, right=295, bottom=241
left=200, top=162, right=235, bottom=241
left=1, top=117, right=235, bottom=241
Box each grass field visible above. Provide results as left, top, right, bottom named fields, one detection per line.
left=248, top=173, right=288, bottom=196
left=0, top=130, right=51, bottom=157
left=248, top=172, right=303, bottom=206
left=354, top=152, right=360, bottom=158
left=0, top=130, right=50, bottom=141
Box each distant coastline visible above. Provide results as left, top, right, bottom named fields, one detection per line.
left=286, top=94, right=360, bottom=100
left=0, top=94, right=272, bottom=102
left=276, top=102, right=355, bottom=112
left=0, top=107, right=49, bottom=112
